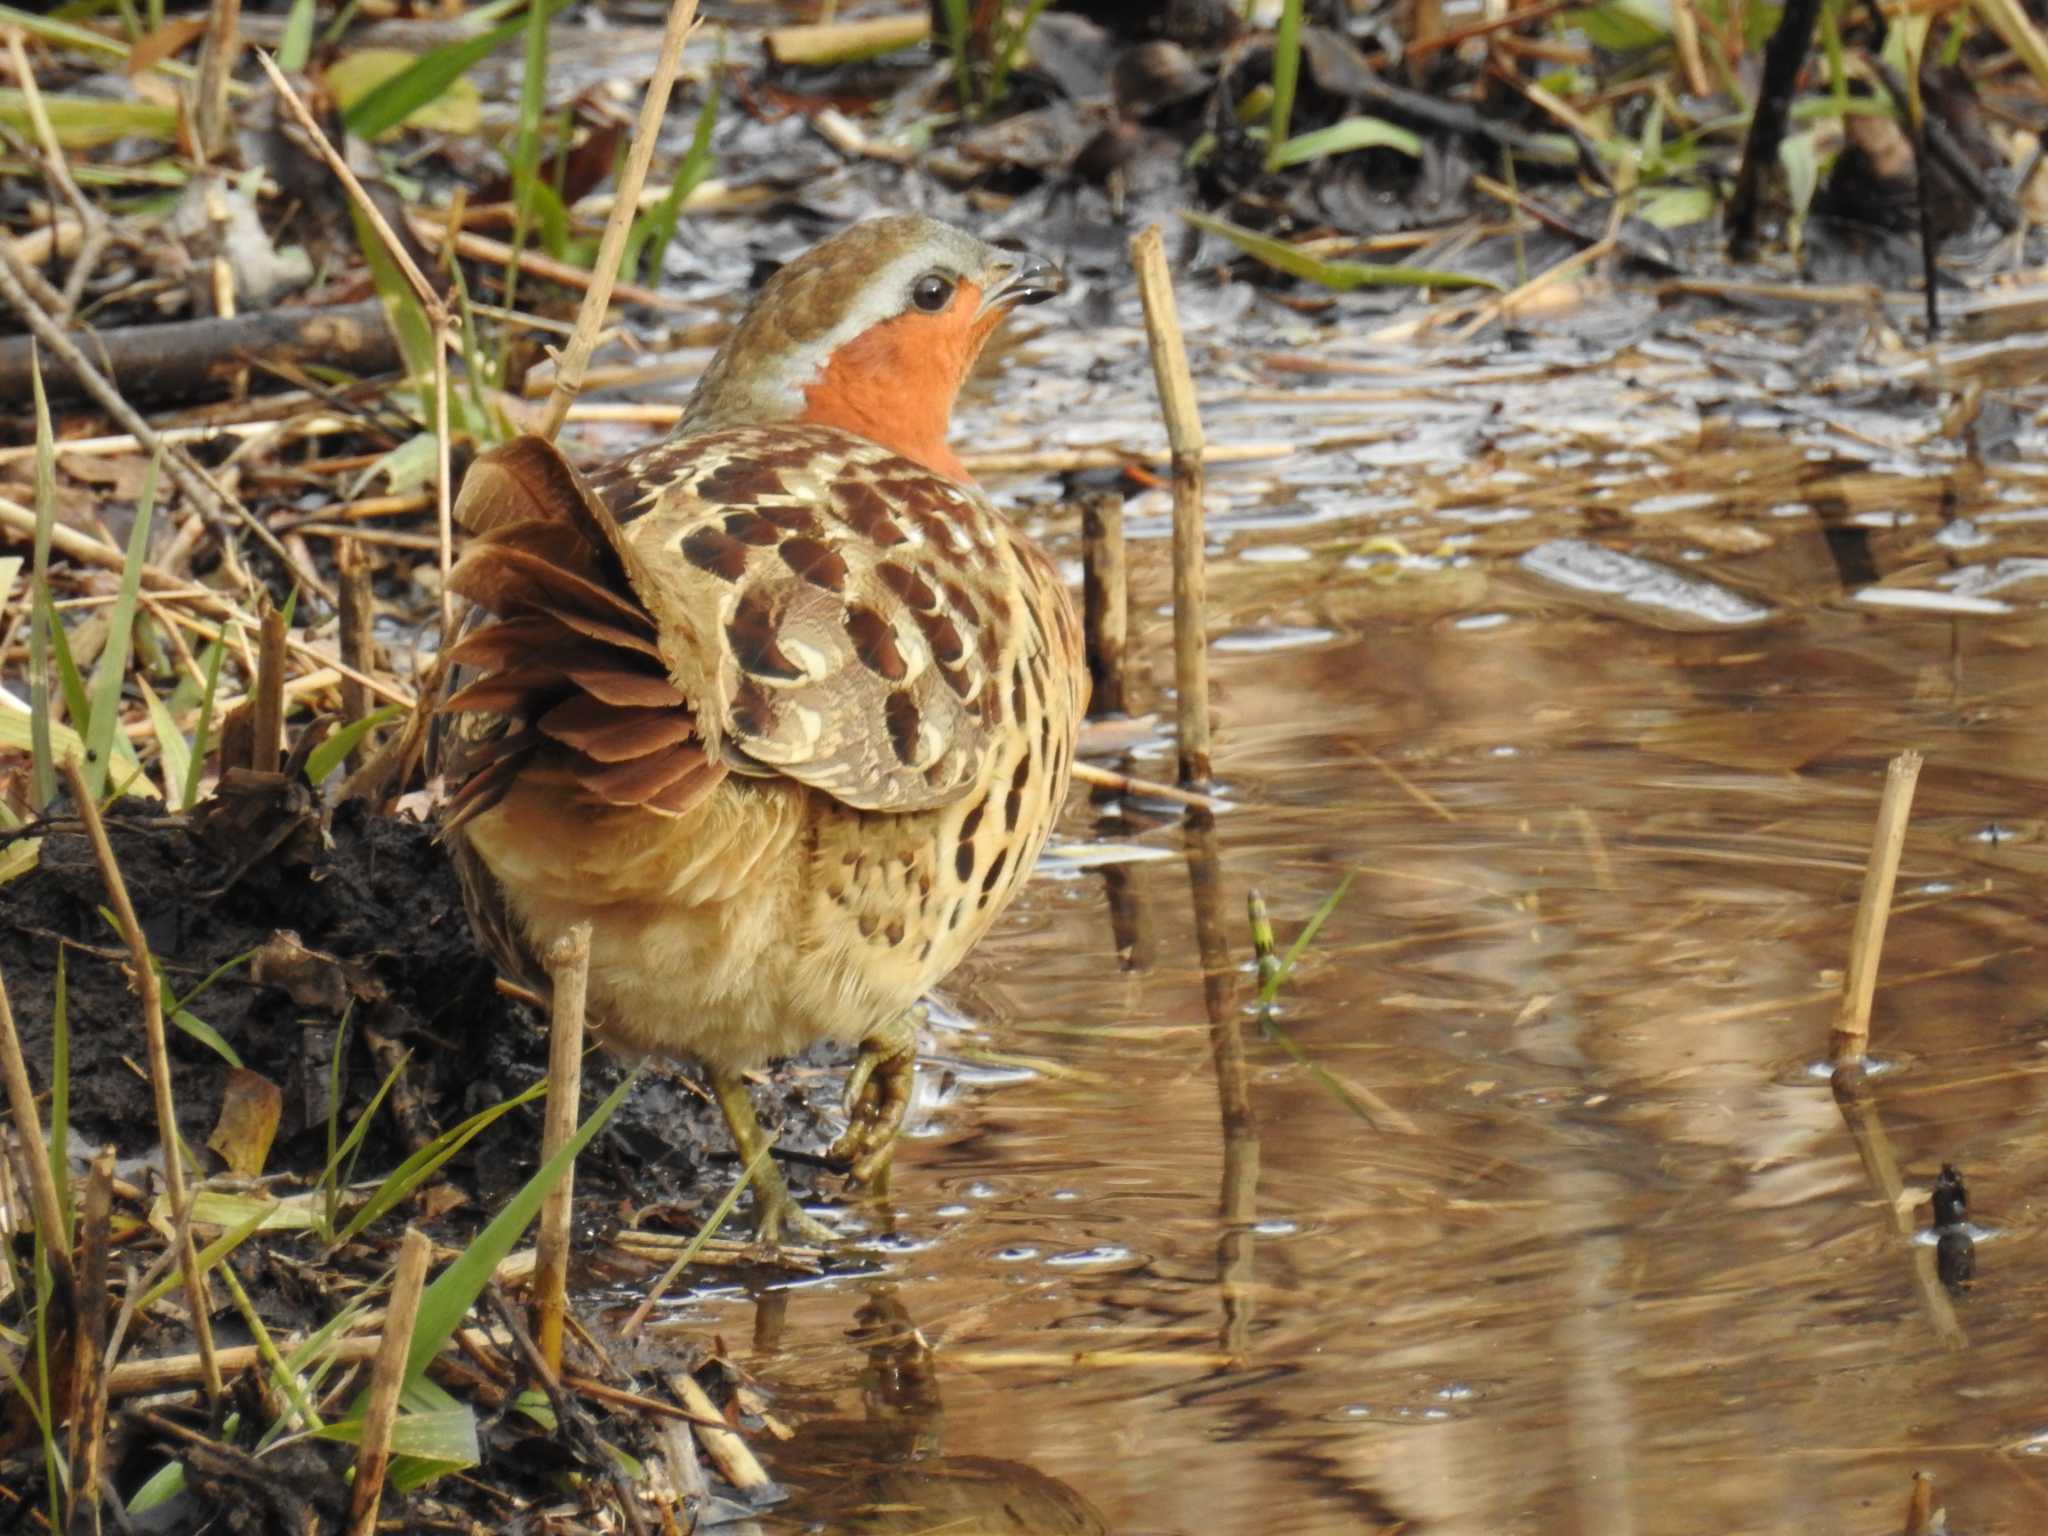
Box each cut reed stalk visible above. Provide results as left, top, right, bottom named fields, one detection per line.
left=533, top=922, right=592, bottom=1375
left=250, top=597, right=286, bottom=772
left=669, top=1370, right=771, bottom=1494
left=1130, top=226, right=1211, bottom=787
left=765, top=13, right=928, bottom=65
left=1832, top=750, right=1924, bottom=1060
left=1080, top=490, right=1128, bottom=718
left=61, top=757, right=222, bottom=1400
left=346, top=1226, right=432, bottom=1536
left=336, top=539, right=376, bottom=774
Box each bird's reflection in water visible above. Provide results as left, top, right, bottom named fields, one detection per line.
left=758, top=1285, right=1108, bottom=1535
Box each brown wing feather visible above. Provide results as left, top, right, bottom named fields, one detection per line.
left=434, top=436, right=726, bottom=820
left=588, top=423, right=1025, bottom=813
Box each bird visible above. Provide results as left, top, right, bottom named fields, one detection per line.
left=430, top=215, right=1084, bottom=1243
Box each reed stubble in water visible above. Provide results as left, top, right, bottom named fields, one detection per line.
left=1081, top=490, right=1129, bottom=717
left=1131, top=226, right=1211, bottom=787
left=1832, top=749, right=1924, bottom=1059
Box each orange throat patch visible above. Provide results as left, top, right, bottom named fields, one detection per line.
left=798, top=283, right=998, bottom=483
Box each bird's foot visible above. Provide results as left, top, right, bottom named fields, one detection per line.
left=749, top=1177, right=837, bottom=1250
left=709, top=1066, right=836, bottom=1249
left=830, top=1016, right=918, bottom=1186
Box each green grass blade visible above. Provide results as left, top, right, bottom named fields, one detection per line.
left=499, top=0, right=549, bottom=318
left=335, top=1079, right=549, bottom=1244
left=83, top=449, right=159, bottom=799
left=172, top=945, right=255, bottom=1015
left=937, top=0, right=975, bottom=115
left=1183, top=210, right=1502, bottom=292
left=135, top=1201, right=274, bottom=1313
left=182, top=629, right=230, bottom=809
left=0, top=90, right=177, bottom=149
left=97, top=913, right=247, bottom=1067
left=1266, top=0, right=1303, bottom=174
left=1256, top=871, right=1359, bottom=1006
left=1246, top=879, right=1386, bottom=1127
left=137, top=676, right=191, bottom=810
left=353, top=203, right=436, bottom=384
left=304, top=704, right=403, bottom=786
left=989, top=0, right=1054, bottom=106
left=278, top=0, right=317, bottom=71
left=1271, top=115, right=1423, bottom=167
left=323, top=1049, right=409, bottom=1237
left=342, top=0, right=567, bottom=141
left=637, top=59, right=721, bottom=284
left=42, top=592, right=91, bottom=757
left=402, top=1070, right=638, bottom=1387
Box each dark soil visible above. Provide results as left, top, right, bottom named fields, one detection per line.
left=0, top=781, right=831, bottom=1205
left=0, top=779, right=841, bottom=1531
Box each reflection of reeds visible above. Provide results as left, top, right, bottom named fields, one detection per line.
left=1829, top=1061, right=1965, bottom=1351
left=1182, top=810, right=1254, bottom=1360
left=1081, top=491, right=1129, bottom=719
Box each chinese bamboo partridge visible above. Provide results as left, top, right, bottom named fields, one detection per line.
left=432, top=216, right=1084, bottom=1242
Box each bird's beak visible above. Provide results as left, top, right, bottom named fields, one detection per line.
left=978, top=250, right=1066, bottom=316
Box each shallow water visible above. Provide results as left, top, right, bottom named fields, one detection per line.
left=610, top=289, right=2048, bottom=1534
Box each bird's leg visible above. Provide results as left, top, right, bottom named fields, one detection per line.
left=708, top=1067, right=835, bottom=1247
left=830, top=1012, right=918, bottom=1186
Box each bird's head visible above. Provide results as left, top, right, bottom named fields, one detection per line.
left=677, top=215, right=1065, bottom=483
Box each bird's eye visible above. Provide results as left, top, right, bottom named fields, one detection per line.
left=911, top=272, right=955, bottom=312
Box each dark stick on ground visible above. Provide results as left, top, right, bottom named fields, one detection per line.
left=0, top=300, right=398, bottom=407
left=1725, top=0, right=1826, bottom=260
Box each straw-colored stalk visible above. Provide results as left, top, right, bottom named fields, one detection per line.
left=346, top=1227, right=433, bottom=1536
left=61, top=758, right=222, bottom=1400
left=251, top=48, right=457, bottom=643
left=669, top=1371, right=771, bottom=1494
left=0, top=964, right=74, bottom=1295
left=67, top=1148, right=115, bottom=1529
left=251, top=598, right=286, bottom=772
left=1832, top=750, right=1924, bottom=1059
left=533, top=923, right=592, bottom=1374
left=1130, top=227, right=1211, bottom=787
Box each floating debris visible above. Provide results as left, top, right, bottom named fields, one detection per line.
left=1938, top=558, right=2048, bottom=599
left=1852, top=587, right=2014, bottom=616
left=1932, top=1164, right=1976, bottom=1293
left=1518, top=538, right=1774, bottom=629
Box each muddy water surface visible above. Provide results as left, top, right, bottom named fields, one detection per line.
left=638, top=292, right=2048, bottom=1535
